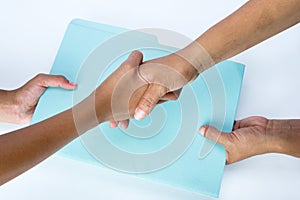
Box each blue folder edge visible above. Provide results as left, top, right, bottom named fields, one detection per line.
left=31, top=19, right=245, bottom=198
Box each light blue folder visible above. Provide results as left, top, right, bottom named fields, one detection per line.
left=31, top=19, right=244, bottom=198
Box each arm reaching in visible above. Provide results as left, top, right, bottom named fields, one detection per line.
left=131, top=0, right=300, bottom=120
left=199, top=117, right=300, bottom=164
left=0, top=51, right=147, bottom=185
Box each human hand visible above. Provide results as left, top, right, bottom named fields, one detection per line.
left=132, top=52, right=199, bottom=120
left=132, top=41, right=216, bottom=121
left=4, top=74, right=76, bottom=124
left=91, top=51, right=148, bottom=124
left=108, top=50, right=200, bottom=129
left=199, top=116, right=274, bottom=164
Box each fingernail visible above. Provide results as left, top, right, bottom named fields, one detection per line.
left=120, top=123, right=127, bottom=130
left=199, top=127, right=205, bottom=136
left=134, top=108, right=146, bottom=120
left=69, top=82, right=77, bottom=87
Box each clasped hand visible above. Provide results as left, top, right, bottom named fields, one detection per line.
left=5, top=51, right=291, bottom=164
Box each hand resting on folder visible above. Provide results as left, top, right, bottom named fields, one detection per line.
left=0, top=74, right=77, bottom=124
left=0, top=51, right=149, bottom=185
left=200, top=117, right=300, bottom=164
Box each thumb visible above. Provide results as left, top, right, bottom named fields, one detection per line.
left=32, top=74, right=77, bottom=90
left=199, top=125, right=228, bottom=146
left=126, top=50, right=143, bottom=66
left=119, top=50, right=143, bottom=71
left=134, top=84, right=167, bottom=120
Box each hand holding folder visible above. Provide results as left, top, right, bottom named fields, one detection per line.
left=31, top=19, right=245, bottom=198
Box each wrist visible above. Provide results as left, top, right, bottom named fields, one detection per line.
left=71, top=93, right=105, bottom=134
left=0, top=90, right=21, bottom=123
left=167, top=53, right=199, bottom=82
left=266, top=119, right=300, bottom=157
left=265, top=119, right=285, bottom=153
left=140, top=54, right=199, bottom=91
left=176, top=41, right=215, bottom=75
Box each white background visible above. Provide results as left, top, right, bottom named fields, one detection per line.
left=0, top=0, right=300, bottom=199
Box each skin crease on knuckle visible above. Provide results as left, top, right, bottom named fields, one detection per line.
left=57, top=75, right=67, bottom=83
left=122, top=63, right=135, bottom=71
left=35, top=74, right=49, bottom=87
left=141, top=96, right=156, bottom=112
left=35, top=73, right=46, bottom=82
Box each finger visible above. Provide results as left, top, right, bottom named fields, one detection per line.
left=33, top=74, right=77, bottom=89
left=119, top=119, right=129, bottom=130
left=173, top=89, right=182, bottom=98
left=157, top=100, right=167, bottom=104
left=110, top=121, right=119, bottom=128
left=199, top=126, right=233, bottom=164
left=160, top=90, right=180, bottom=101
left=233, top=120, right=241, bottom=131
left=134, top=84, right=167, bottom=120
left=122, top=50, right=143, bottom=70
left=199, top=125, right=228, bottom=146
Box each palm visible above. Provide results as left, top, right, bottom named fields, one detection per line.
left=15, top=84, right=46, bottom=122
left=11, top=74, right=76, bottom=124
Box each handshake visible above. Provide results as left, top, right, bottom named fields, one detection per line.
left=1, top=0, right=300, bottom=191
left=5, top=49, right=297, bottom=169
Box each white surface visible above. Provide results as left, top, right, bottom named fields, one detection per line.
left=0, top=0, right=299, bottom=199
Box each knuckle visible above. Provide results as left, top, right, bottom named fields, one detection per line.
left=154, top=85, right=168, bottom=97
left=33, top=73, right=47, bottom=85
left=122, top=63, right=133, bottom=70
left=35, top=73, right=45, bottom=81
left=57, top=75, right=67, bottom=82
left=141, top=96, right=156, bottom=109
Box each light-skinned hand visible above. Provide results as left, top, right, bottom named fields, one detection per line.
left=0, top=74, right=76, bottom=124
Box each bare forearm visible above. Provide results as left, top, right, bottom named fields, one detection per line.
left=267, top=119, right=300, bottom=157
left=0, top=96, right=102, bottom=185
left=180, top=0, right=300, bottom=72
left=0, top=109, right=77, bottom=185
